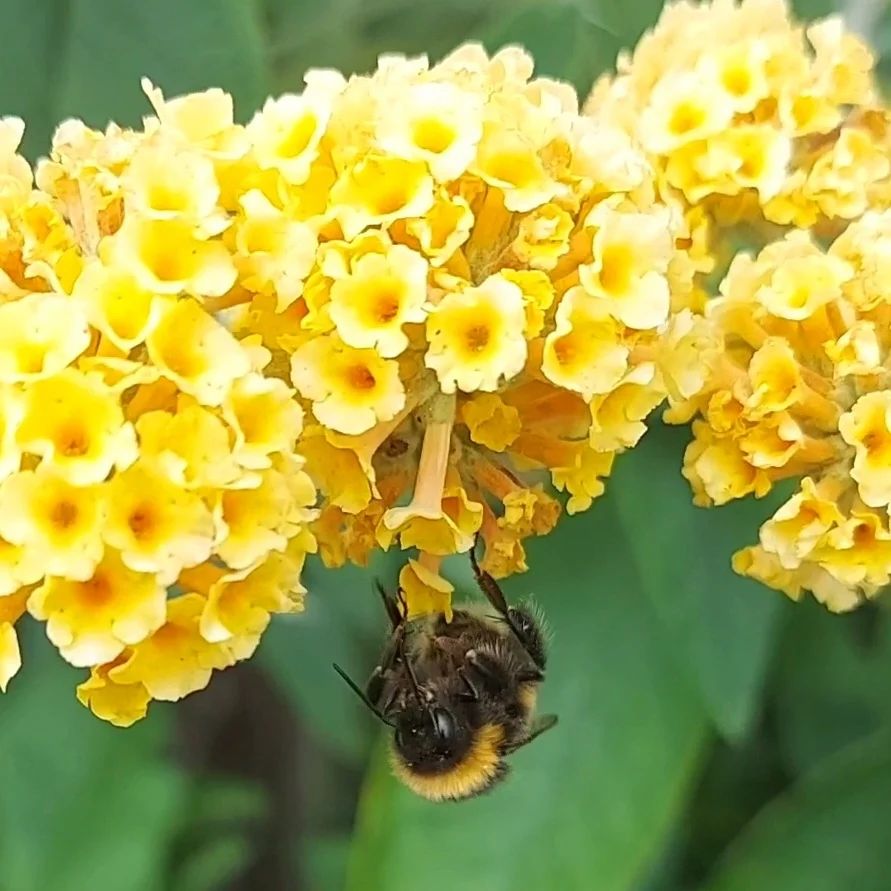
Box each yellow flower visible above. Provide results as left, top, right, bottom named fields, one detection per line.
left=759, top=477, right=846, bottom=568
left=840, top=392, right=891, bottom=508
left=399, top=554, right=454, bottom=621
left=640, top=71, right=734, bottom=153
left=425, top=274, right=527, bottom=393
left=76, top=657, right=151, bottom=727
left=0, top=385, right=23, bottom=480
left=109, top=593, right=233, bottom=701
left=17, top=368, right=138, bottom=485
left=29, top=549, right=166, bottom=667
left=214, top=467, right=300, bottom=569
left=102, top=216, right=236, bottom=298
left=135, top=403, right=242, bottom=489
left=0, top=537, right=42, bottom=596
left=122, top=140, right=225, bottom=233
left=511, top=203, right=573, bottom=271
left=73, top=260, right=168, bottom=351
left=146, top=298, right=251, bottom=405
left=542, top=286, right=628, bottom=400
left=222, top=372, right=304, bottom=471
left=754, top=233, right=852, bottom=320
left=141, top=79, right=248, bottom=159
left=247, top=92, right=334, bottom=184
left=330, top=156, right=435, bottom=240
left=375, top=81, right=483, bottom=181
left=328, top=244, right=428, bottom=358
left=290, top=334, right=405, bottom=435
left=580, top=202, right=673, bottom=328
left=0, top=467, right=106, bottom=581
left=199, top=547, right=306, bottom=650
left=472, top=124, right=557, bottom=213
left=379, top=399, right=482, bottom=554
left=0, top=292, right=90, bottom=383
left=459, top=393, right=521, bottom=452
left=0, top=587, right=28, bottom=692
left=400, top=189, right=473, bottom=266
left=103, top=461, right=215, bottom=584
left=234, top=189, right=318, bottom=312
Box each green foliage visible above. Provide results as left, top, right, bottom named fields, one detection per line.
left=612, top=424, right=790, bottom=739
left=345, top=500, right=709, bottom=891
left=1, top=1, right=891, bottom=890
left=0, top=627, right=263, bottom=891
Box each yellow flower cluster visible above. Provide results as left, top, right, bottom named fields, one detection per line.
left=187, top=43, right=705, bottom=613
left=587, top=0, right=887, bottom=232
left=0, top=101, right=318, bottom=724
left=674, top=212, right=891, bottom=612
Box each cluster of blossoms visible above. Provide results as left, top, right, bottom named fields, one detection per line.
left=0, top=41, right=713, bottom=721
left=675, top=218, right=891, bottom=612
left=587, top=0, right=886, bottom=235
left=588, top=0, right=891, bottom=612
left=0, top=101, right=318, bottom=724
left=203, top=45, right=705, bottom=614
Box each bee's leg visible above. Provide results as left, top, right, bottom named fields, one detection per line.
left=469, top=537, right=547, bottom=671
left=456, top=666, right=479, bottom=702
left=465, top=649, right=512, bottom=697
left=374, top=579, right=405, bottom=629
left=505, top=713, right=558, bottom=753
left=365, top=624, right=405, bottom=706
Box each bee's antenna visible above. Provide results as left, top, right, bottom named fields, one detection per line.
left=332, top=663, right=395, bottom=728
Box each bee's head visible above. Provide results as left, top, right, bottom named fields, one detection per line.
left=393, top=704, right=473, bottom=774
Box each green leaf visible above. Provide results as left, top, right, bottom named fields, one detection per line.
left=0, top=626, right=188, bottom=891
left=257, top=555, right=399, bottom=763
left=772, top=603, right=891, bottom=775
left=612, top=424, right=790, bottom=739
left=344, top=494, right=708, bottom=891
left=0, top=0, right=271, bottom=160
left=702, top=733, right=891, bottom=891
left=483, top=0, right=622, bottom=92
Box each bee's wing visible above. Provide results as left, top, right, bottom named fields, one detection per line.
left=505, top=713, right=558, bottom=753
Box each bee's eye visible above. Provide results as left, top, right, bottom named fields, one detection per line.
left=432, top=708, right=457, bottom=743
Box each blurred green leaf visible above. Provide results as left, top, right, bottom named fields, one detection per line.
left=344, top=495, right=708, bottom=891
left=258, top=556, right=396, bottom=763
left=0, top=627, right=187, bottom=891
left=702, top=732, right=891, bottom=891
left=2, top=0, right=270, bottom=160
left=612, top=424, right=789, bottom=740
left=772, top=603, right=891, bottom=775
left=303, top=833, right=352, bottom=891
left=483, top=0, right=621, bottom=91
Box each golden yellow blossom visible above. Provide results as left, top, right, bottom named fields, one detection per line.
left=0, top=292, right=90, bottom=382
left=103, top=461, right=215, bottom=584
left=109, top=593, right=233, bottom=701
left=0, top=467, right=106, bottom=581
left=29, top=549, right=167, bottom=667
left=146, top=298, right=251, bottom=404
left=17, top=368, right=138, bottom=485
left=0, top=588, right=28, bottom=692
left=425, top=274, right=528, bottom=393
left=291, top=335, right=406, bottom=435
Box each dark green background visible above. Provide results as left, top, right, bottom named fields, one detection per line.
left=2, top=1, right=891, bottom=889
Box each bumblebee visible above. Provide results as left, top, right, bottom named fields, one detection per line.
left=334, top=543, right=557, bottom=802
